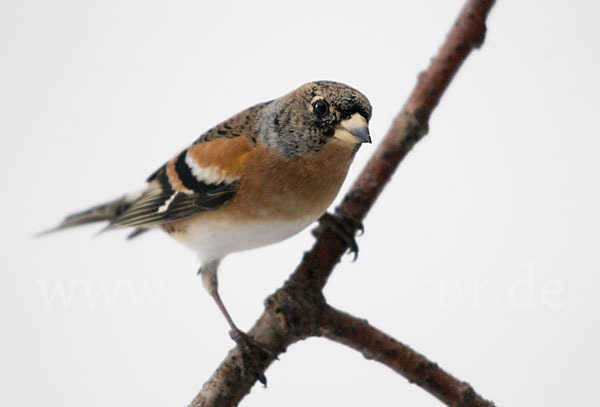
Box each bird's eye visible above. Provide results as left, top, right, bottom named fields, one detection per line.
left=312, top=99, right=329, bottom=116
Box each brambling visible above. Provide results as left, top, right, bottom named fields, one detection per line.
left=46, top=80, right=372, bottom=379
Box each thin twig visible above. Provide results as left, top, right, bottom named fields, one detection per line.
left=319, top=306, right=496, bottom=407
left=292, top=0, right=495, bottom=292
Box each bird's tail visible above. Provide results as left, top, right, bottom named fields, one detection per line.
left=38, top=193, right=148, bottom=239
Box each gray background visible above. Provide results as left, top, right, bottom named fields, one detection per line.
left=1, top=0, right=598, bottom=405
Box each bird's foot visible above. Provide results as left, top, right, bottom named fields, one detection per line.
left=229, top=328, right=275, bottom=386
left=315, top=212, right=364, bottom=261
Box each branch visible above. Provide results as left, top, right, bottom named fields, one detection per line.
left=319, top=306, right=495, bottom=407
left=188, top=0, right=496, bottom=405
left=292, top=0, right=495, bottom=292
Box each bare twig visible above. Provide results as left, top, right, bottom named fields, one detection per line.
left=189, top=0, right=497, bottom=406
left=319, top=306, right=495, bottom=407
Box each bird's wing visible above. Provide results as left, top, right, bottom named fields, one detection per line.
left=112, top=134, right=255, bottom=228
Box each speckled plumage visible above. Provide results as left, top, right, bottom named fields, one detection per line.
left=257, top=81, right=371, bottom=157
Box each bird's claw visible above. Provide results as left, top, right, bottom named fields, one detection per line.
left=316, top=212, right=364, bottom=261
left=229, top=328, right=274, bottom=386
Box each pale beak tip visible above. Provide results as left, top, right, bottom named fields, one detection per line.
left=335, top=113, right=372, bottom=144
left=353, top=125, right=371, bottom=144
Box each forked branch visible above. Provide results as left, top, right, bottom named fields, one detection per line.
left=189, top=0, right=497, bottom=406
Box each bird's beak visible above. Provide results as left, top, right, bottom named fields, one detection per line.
left=334, top=113, right=371, bottom=144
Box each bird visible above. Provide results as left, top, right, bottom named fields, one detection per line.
left=44, top=80, right=372, bottom=381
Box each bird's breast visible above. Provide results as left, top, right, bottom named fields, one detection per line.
left=233, top=138, right=356, bottom=220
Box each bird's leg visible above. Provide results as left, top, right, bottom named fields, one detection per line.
left=315, top=212, right=364, bottom=261
left=198, top=261, right=270, bottom=385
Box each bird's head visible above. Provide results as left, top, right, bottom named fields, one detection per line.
left=257, top=81, right=372, bottom=158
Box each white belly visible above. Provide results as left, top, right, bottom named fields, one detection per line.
left=172, top=216, right=317, bottom=262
